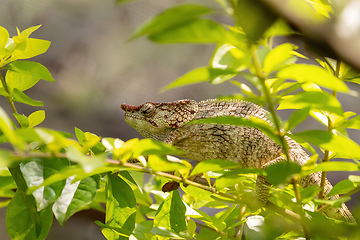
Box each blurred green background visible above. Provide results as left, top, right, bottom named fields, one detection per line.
left=0, top=0, right=359, bottom=239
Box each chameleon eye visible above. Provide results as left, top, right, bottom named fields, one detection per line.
left=140, top=103, right=155, bottom=117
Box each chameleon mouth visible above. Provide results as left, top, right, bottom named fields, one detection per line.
left=121, top=103, right=141, bottom=112
left=123, top=112, right=159, bottom=128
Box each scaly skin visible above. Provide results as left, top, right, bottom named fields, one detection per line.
left=121, top=99, right=355, bottom=223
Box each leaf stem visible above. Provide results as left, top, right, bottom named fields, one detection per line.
left=0, top=71, right=19, bottom=123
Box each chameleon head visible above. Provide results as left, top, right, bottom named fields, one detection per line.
left=121, top=99, right=198, bottom=141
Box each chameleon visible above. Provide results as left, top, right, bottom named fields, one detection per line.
left=121, top=98, right=356, bottom=223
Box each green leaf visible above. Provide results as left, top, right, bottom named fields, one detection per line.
left=20, top=158, right=69, bottom=210
left=12, top=88, right=43, bottom=106
left=149, top=19, right=232, bottom=44
left=148, top=155, right=192, bottom=172
left=277, top=64, right=348, bottom=92
left=154, top=190, right=188, bottom=237
left=294, top=130, right=360, bottom=159
left=28, top=110, right=45, bottom=128
left=285, top=107, right=310, bottom=131
left=278, top=91, right=343, bottom=116
left=308, top=161, right=359, bottom=173
left=328, top=179, right=356, bottom=197
left=190, top=115, right=282, bottom=145
left=118, top=138, right=182, bottom=160
left=266, top=161, right=301, bottom=185
left=9, top=38, right=51, bottom=62
left=191, top=159, right=241, bottom=176
left=130, top=4, right=212, bottom=40
left=6, top=190, right=53, bottom=240
left=216, top=168, right=265, bottom=190
left=263, top=43, right=296, bottom=74
left=314, top=197, right=351, bottom=208
left=103, top=173, right=136, bottom=240
left=161, top=67, right=238, bottom=92
left=211, top=43, right=250, bottom=72
left=53, top=174, right=100, bottom=226
left=349, top=175, right=360, bottom=183
left=301, top=185, right=320, bottom=203
left=0, top=26, right=10, bottom=58
left=0, top=106, right=25, bottom=150
left=235, top=0, right=277, bottom=42
left=5, top=61, right=54, bottom=91
left=75, top=127, right=86, bottom=144
left=66, top=145, right=105, bottom=173
left=13, top=113, right=29, bottom=128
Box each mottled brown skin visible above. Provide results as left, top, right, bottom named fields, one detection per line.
left=121, top=99, right=355, bottom=223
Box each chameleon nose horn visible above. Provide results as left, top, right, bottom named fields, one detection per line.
left=121, top=103, right=141, bottom=112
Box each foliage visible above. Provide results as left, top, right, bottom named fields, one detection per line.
left=1, top=0, right=360, bottom=240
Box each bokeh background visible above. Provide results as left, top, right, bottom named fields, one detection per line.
left=0, top=0, right=359, bottom=239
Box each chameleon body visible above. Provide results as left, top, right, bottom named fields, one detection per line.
left=121, top=99, right=355, bottom=223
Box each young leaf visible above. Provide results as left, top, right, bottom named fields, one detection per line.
left=266, top=161, right=301, bottom=185
left=13, top=113, right=29, bottom=128
left=148, top=154, right=192, bottom=172
left=103, top=173, right=136, bottom=240
left=12, top=88, right=43, bottom=106
left=263, top=43, right=296, bottom=74
left=161, top=67, right=237, bottom=92
left=285, top=107, right=310, bottom=131
left=190, top=115, right=282, bottom=145
left=28, top=110, right=45, bottom=128
left=9, top=38, right=51, bottom=62
left=277, top=64, right=348, bottom=92
left=153, top=190, right=188, bottom=237
left=5, top=61, right=54, bottom=91
left=190, top=159, right=241, bottom=176
left=294, top=130, right=360, bottom=159
left=130, top=4, right=212, bottom=40
left=328, top=179, right=356, bottom=197
left=149, top=19, right=233, bottom=44
left=53, top=174, right=100, bottom=226
left=216, top=168, right=264, bottom=190
left=0, top=26, right=9, bottom=58
left=0, top=107, right=25, bottom=150
left=278, top=91, right=343, bottom=116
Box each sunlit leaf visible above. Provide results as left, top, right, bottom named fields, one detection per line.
left=103, top=173, right=136, bottom=240
left=0, top=26, right=9, bottom=58
left=161, top=67, right=238, bottom=92
left=263, top=43, right=296, bottom=74
left=148, top=154, right=192, bottom=172
left=28, top=110, right=45, bottom=128
left=278, top=64, right=348, bottom=92
left=154, top=190, right=188, bottom=237
left=13, top=113, right=29, bottom=128
left=216, top=168, right=264, bottom=190
left=9, top=38, right=51, bottom=62
left=12, top=88, right=43, bottom=106
left=149, top=19, right=233, bottom=44
left=328, top=179, right=356, bottom=197
left=130, top=4, right=212, bottom=40
left=0, top=107, right=25, bottom=150
left=191, top=159, right=241, bottom=176
left=53, top=174, right=100, bottom=226
left=278, top=91, right=343, bottom=116
left=5, top=61, right=54, bottom=91
left=190, top=115, right=281, bottom=145
left=294, top=130, right=360, bottom=159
